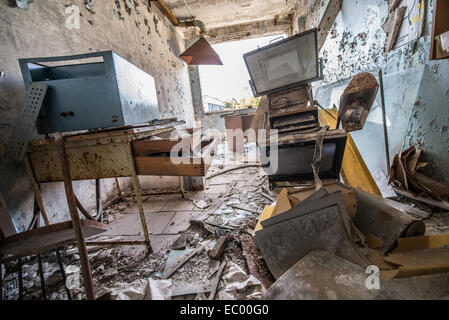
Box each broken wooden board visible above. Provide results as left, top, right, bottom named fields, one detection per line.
left=172, top=283, right=212, bottom=297
left=272, top=189, right=292, bottom=217
left=1, top=220, right=107, bottom=263
left=254, top=205, right=274, bottom=233
left=250, top=96, right=269, bottom=135
left=393, top=234, right=449, bottom=253
left=319, top=109, right=382, bottom=196
left=161, top=246, right=205, bottom=279
left=376, top=249, right=449, bottom=279
left=208, top=235, right=229, bottom=260
left=386, top=249, right=449, bottom=266
left=208, top=260, right=226, bottom=301
left=317, top=0, right=343, bottom=51
left=254, top=188, right=291, bottom=233
left=383, top=265, right=449, bottom=280
left=367, top=249, right=398, bottom=270
left=383, top=6, right=407, bottom=52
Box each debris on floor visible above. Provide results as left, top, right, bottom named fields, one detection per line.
left=253, top=177, right=449, bottom=299
left=264, top=251, right=449, bottom=300
left=389, top=146, right=449, bottom=210
left=2, top=140, right=448, bottom=301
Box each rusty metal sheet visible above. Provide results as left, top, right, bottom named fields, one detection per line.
left=29, top=142, right=132, bottom=183
left=27, top=126, right=176, bottom=183
left=254, top=192, right=369, bottom=279
left=264, top=251, right=406, bottom=300
left=353, top=189, right=425, bottom=254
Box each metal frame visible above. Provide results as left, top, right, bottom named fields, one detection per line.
left=21, top=128, right=165, bottom=299
left=15, top=123, right=216, bottom=299
left=263, top=130, right=348, bottom=185
left=243, top=28, right=322, bottom=97
left=18, top=51, right=159, bottom=135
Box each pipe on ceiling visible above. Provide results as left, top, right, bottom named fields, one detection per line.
left=153, top=0, right=207, bottom=34
left=178, top=19, right=206, bottom=34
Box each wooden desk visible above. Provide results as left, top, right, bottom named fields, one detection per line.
left=22, top=125, right=216, bottom=299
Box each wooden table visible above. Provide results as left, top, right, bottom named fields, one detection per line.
left=22, top=124, right=216, bottom=299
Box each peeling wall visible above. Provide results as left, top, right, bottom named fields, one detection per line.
left=0, top=0, right=195, bottom=230
left=294, top=0, right=449, bottom=184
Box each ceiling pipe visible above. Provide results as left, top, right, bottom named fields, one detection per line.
left=178, top=19, right=207, bottom=34
left=152, top=0, right=207, bottom=34
left=153, top=0, right=179, bottom=26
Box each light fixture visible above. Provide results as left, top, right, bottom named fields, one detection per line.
left=179, top=37, right=223, bottom=65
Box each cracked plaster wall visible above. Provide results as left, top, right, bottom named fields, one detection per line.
left=0, top=0, right=195, bottom=230
left=294, top=0, right=449, bottom=184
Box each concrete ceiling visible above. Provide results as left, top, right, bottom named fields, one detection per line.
left=165, top=0, right=296, bottom=30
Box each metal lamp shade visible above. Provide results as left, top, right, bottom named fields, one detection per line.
left=179, top=38, right=223, bottom=65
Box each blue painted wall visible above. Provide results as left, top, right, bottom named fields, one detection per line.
left=312, top=0, right=449, bottom=184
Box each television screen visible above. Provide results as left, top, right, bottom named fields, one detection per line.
left=244, top=29, right=319, bottom=97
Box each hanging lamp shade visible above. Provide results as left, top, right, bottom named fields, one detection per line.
left=179, top=37, right=223, bottom=65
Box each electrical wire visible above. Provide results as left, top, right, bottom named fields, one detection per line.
left=182, top=0, right=194, bottom=18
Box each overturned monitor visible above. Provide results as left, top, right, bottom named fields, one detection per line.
left=260, top=130, right=348, bottom=186
left=244, top=29, right=320, bottom=97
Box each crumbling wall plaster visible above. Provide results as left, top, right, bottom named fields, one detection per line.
left=295, top=0, right=449, bottom=184
left=0, top=0, right=195, bottom=230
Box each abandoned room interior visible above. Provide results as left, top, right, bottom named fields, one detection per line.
left=1, top=0, right=449, bottom=303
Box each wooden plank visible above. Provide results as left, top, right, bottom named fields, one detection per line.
left=319, top=109, right=382, bottom=196
left=392, top=264, right=449, bottom=279
left=386, top=7, right=406, bottom=52
left=430, top=0, right=449, bottom=60
left=393, top=187, right=449, bottom=210
left=132, top=138, right=191, bottom=155
left=29, top=142, right=133, bottom=183
left=208, top=235, right=230, bottom=260
left=161, top=246, right=205, bottom=279
left=318, top=0, right=343, bottom=51
left=29, top=126, right=175, bottom=148
left=254, top=205, right=275, bottom=234
left=172, top=284, right=212, bottom=297
left=382, top=248, right=449, bottom=279
left=208, top=261, right=226, bottom=300
left=255, top=189, right=292, bottom=233
left=385, top=249, right=449, bottom=266
left=135, top=157, right=205, bottom=177
left=394, top=234, right=449, bottom=253
left=1, top=220, right=107, bottom=262
left=250, top=96, right=269, bottom=133
left=24, top=154, right=51, bottom=225
left=55, top=133, right=95, bottom=300
left=127, top=141, right=152, bottom=253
